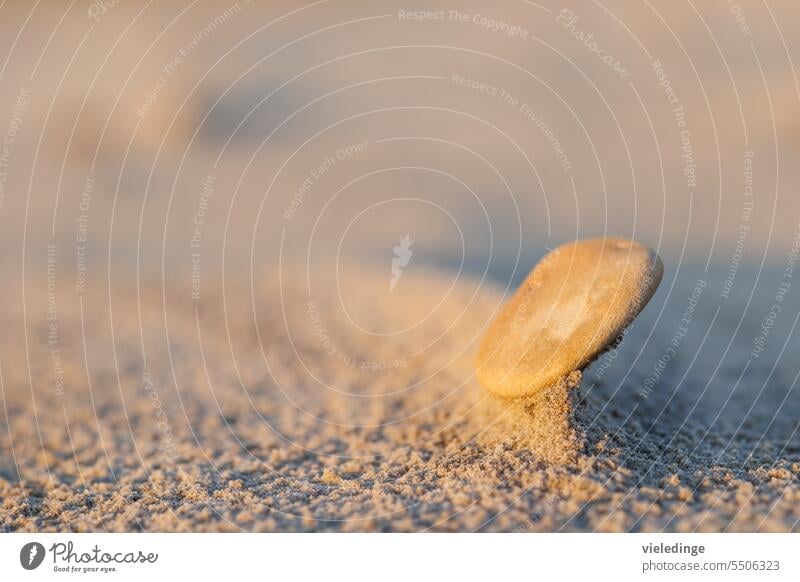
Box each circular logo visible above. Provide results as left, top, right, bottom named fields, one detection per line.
left=19, top=542, right=45, bottom=570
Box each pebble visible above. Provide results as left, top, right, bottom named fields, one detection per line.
left=476, top=238, right=663, bottom=399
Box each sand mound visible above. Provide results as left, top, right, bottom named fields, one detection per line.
left=475, top=372, right=584, bottom=464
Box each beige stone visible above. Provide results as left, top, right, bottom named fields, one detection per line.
left=476, top=238, right=663, bottom=399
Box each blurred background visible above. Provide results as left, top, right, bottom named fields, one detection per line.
left=0, top=0, right=797, bottom=288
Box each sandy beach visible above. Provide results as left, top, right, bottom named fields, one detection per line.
left=1, top=262, right=799, bottom=532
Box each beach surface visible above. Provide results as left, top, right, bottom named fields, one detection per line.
left=2, top=263, right=799, bottom=532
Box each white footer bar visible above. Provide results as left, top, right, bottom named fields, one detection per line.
left=1, top=533, right=796, bottom=581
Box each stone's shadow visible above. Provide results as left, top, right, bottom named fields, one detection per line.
left=570, top=263, right=800, bottom=487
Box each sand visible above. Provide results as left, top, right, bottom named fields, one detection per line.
left=2, top=264, right=799, bottom=532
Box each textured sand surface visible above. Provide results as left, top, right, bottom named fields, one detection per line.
left=2, top=265, right=799, bottom=532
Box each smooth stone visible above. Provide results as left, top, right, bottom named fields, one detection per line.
left=476, top=238, right=663, bottom=399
